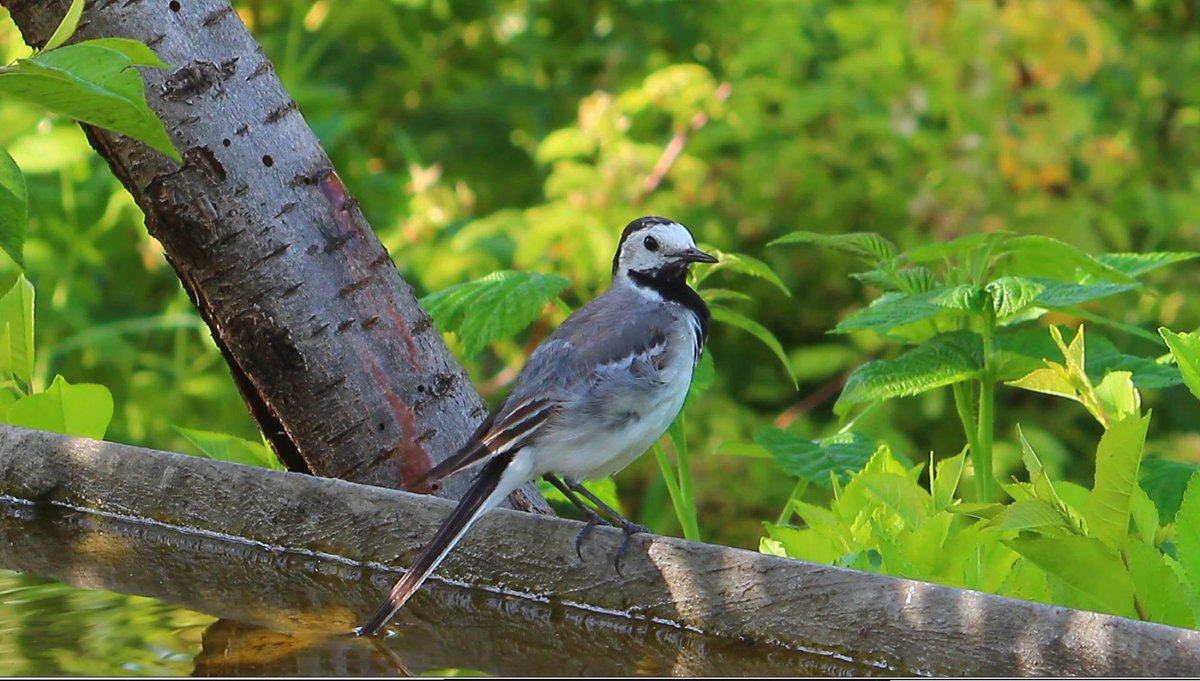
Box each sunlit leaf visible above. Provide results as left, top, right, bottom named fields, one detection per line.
left=175, top=426, right=283, bottom=471
left=931, top=448, right=967, bottom=510
left=1126, top=539, right=1194, bottom=628
left=5, top=374, right=113, bottom=439
left=1093, top=371, right=1141, bottom=423
left=1174, top=469, right=1200, bottom=590
left=0, top=43, right=179, bottom=160
left=850, top=265, right=938, bottom=294
left=0, top=275, right=35, bottom=386
left=1159, top=328, right=1200, bottom=403
left=0, top=147, right=27, bottom=268
left=832, top=285, right=980, bottom=334
left=1085, top=412, right=1151, bottom=551
left=42, top=0, right=85, bottom=53
left=420, top=270, right=570, bottom=358
left=1005, top=534, right=1137, bottom=618
left=80, top=38, right=170, bottom=68
left=985, top=499, right=1070, bottom=532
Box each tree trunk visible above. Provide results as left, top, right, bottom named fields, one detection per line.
left=3, top=0, right=548, bottom=513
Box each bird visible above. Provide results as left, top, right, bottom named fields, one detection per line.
left=355, top=215, right=718, bottom=636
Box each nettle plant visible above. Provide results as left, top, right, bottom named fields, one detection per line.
left=758, top=229, right=1200, bottom=627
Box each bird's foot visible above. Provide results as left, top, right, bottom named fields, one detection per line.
left=613, top=519, right=650, bottom=576
left=574, top=513, right=605, bottom=561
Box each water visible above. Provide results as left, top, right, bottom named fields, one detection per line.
left=0, top=499, right=897, bottom=676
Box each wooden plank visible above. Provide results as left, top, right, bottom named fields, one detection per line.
left=0, top=424, right=1198, bottom=675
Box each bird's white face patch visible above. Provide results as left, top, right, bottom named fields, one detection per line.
left=615, top=221, right=700, bottom=275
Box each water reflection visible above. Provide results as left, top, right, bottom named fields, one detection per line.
left=0, top=499, right=895, bottom=676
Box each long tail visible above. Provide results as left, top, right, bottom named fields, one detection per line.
left=355, top=451, right=519, bottom=636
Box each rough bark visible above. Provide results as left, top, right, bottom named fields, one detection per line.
left=3, top=424, right=1199, bottom=677
left=4, top=0, right=547, bottom=512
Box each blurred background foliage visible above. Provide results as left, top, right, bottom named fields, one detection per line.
left=1, top=0, right=1198, bottom=548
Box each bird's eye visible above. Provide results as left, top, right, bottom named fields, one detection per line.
left=643, top=235, right=659, bottom=252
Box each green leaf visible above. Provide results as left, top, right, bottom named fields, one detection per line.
left=710, top=306, right=797, bottom=387
left=420, top=270, right=570, bottom=358
left=1126, top=539, right=1195, bottom=627
left=1095, top=252, right=1200, bottom=279
left=1140, top=459, right=1199, bottom=525
left=0, top=147, right=27, bottom=268
left=1129, top=484, right=1159, bottom=545
left=850, top=266, right=938, bottom=294
left=538, top=476, right=622, bottom=516
left=769, top=230, right=898, bottom=264
left=1085, top=412, right=1151, bottom=551
left=79, top=38, right=170, bottom=68
left=0, top=275, right=35, bottom=386
left=5, top=375, right=113, bottom=439
left=835, top=331, right=981, bottom=413
left=0, top=44, right=180, bottom=161
left=985, top=499, right=1071, bottom=532
left=754, top=427, right=878, bottom=488
left=42, top=0, right=85, bottom=53
left=1031, top=280, right=1140, bottom=309
left=860, top=473, right=932, bottom=529
left=1093, top=371, right=1141, bottom=423
left=984, top=276, right=1045, bottom=319
left=1159, top=328, right=1200, bottom=402
left=832, top=285, right=979, bottom=334
left=931, top=448, right=967, bottom=510
left=904, top=232, right=1006, bottom=264
left=1005, top=534, right=1137, bottom=618
left=1174, top=469, right=1200, bottom=591
left=175, top=426, right=283, bottom=471
left=698, top=250, right=791, bottom=298
left=1000, top=235, right=1136, bottom=284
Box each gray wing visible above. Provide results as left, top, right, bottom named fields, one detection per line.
left=411, top=289, right=668, bottom=486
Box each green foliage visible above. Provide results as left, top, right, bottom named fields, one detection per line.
left=1160, top=328, right=1200, bottom=403
left=175, top=426, right=283, bottom=471
left=420, top=270, right=570, bottom=359
left=0, top=276, right=112, bottom=439
left=754, top=427, right=879, bottom=489
left=0, top=147, right=25, bottom=267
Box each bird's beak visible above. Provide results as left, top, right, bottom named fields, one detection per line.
left=676, top=247, right=719, bottom=264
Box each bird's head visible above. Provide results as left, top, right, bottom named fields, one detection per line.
left=611, top=216, right=718, bottom=285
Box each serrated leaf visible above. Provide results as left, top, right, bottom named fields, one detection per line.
left=42, top=0, right=85, bottom=53
left=420, top=270, right=570, bottom=358
left=851, top=266, right=938, bottom=294
left=769, top=230, right=898, bottom=264
left=860, top=473, right=932, bottom=529
left=1000, top=235, right=1136, bottom=284
left=0, top=147, right=27, bottom=268
left=699, top=250, right=790, bottom=297
left=994, top=326, right=1181, bottom=389
left=985, top=276, right=1045, bottom=319
left=1129, top=484, right=1159, bottom=544
left=5, top=375, right=112, bottom=439
left=832, top=285, right=979, bottom=334
left=1007, top=365, right=1077, bottom=401
left=985, top=499, right=1070, bottom=532
left=1032, top=280, right=1140, bottom=308
left=0, top=275, right=35, bottom=386
left=835, top=331, right=981, bottom=413
left=1086, top=411, right=1151, bottom=551
left=1159, top=328, right=1200, bottom=403
left=904, top=231, right=1007, bottom=264
left=710, top=306, right=796, bottom=387
left=1140, top=459, right=1198, bottom=525
left=1126, top=539, right=1194, bottom=627
left=0, top=44, right=180, bottom=160
left=1174, top=469, right=1200, bottom=591
left=1096, top=252, right=1200, bottom=278
left=1005, top=534, right=1137, bottom=618
left=754, top=427, right=878, bottom=488
left=175, top=426, right=283, bottom=471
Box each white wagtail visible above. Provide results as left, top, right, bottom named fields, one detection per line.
left=356, top=216, right=717, bottom=636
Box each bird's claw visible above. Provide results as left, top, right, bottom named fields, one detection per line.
left=574, top=514, right=602, bottom=561
left=613, top=521, right=649, bottom=576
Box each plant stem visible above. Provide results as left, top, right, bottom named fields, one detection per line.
left=673, top=413, right=701, bottom=542
left=974, top=310, right=997, bottom=502
left=776, top=479, right=809, bottom=525
left=952, top=382, right=981, bottom=480
left=652, top=442, right=700, bottom=541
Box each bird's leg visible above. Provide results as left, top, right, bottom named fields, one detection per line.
left=562, top=479, right=651, bottom=576
left=542, top=474, right=612, bottom=560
